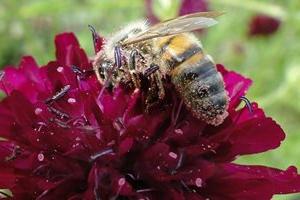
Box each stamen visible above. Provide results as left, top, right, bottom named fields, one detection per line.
left=71, top=117, right=86, bottom=126
left=110, top=178, right=126, bottom=200
left=93, top=168, right=101, bottom=200
left=175, top=151, right=184, bottom=170
left=71, top=65, right=94, bottom=79
left=76, top=125, right=100, bottom=135
left=136, top=188, right=156, bottom=193
left=71, top=65, right=84, bottom=76
left=180, top=180, right=192, bottom=192
left=36, top=122, right=47, bottom=132
left=5, top=145, right=21, bottom=161
left=240, top=96, right=253, bottom=113
left=50, top=118, right=71, bottom=129
left=90, top=148, right=113, bottom=161
left=125, top=173, right=136, bottom=180
left=47, top=106, right=70, bottom=120
left=112, top=118, right=124, bottom=132
left=45, top=85, right=71, bottom=104
left=172, top=99, right=184, bottom=126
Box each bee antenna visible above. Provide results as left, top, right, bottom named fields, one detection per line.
left=240, top=96, right=253, bottom=113
left=114, top=46, right=122, bottom=68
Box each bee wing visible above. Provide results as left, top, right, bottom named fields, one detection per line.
left=122, top=11, right=223, bottom=46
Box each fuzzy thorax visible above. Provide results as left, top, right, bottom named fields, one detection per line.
left=103, top=20, right=149, bottom=61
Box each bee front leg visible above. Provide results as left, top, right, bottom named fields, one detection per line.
left=152, top=67, right=165, bottom=100
left=143, top=63, right=164, bottom=99
left=128, top=50, right=141, bottom=88
left=145, top=76, right=160, bottom=113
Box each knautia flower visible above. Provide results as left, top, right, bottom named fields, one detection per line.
left=145, top=0, right=209, bottom=24
left=0, top=32, right=300, bottom=200
left=248, top=14, right=281, bottom=37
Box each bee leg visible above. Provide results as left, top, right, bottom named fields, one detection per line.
left=98, top=46, right=122, bottom=100
left=145, top=79, right=160, bottom=113
left=128, top=50, right=141, bottom=88
left=153, top=70, right=165, bottom=100
left=143, top=64, right=159, bottom=77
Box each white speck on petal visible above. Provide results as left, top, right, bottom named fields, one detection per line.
left=174, top=129, right=183, bottom=135
left=118, top=178, right=125, bottom=186
left=169, top=152, right=178, bottom=159
left=35, top=108, right=43, bottom=115
left=57, top=67, right=64, bottom=73
left=38, top=153, right=44, bottom=162
left=68, top=98, right=76, bottom=104
left=195, top=178, right=202, bottom=187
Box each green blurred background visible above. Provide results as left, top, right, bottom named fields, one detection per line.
left=0, top=0, right=299, bottom=199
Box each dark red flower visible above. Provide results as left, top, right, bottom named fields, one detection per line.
left=145, top=0, right=209, bottom=24
left=0, top=32, right=300, bottom=200
left=179, top=0, right=209, bottom=16
left=249, top=14, right=281, bottom=37
left=145, top=0, right=160, bottom=24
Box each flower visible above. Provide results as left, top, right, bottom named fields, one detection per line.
left=0, top=32, right=300, bottom=200
left=248, top=14, right=281, bottom=37
left=178, top=0, right=209, bottom=16
left=145, top=0, right=209, bottom=24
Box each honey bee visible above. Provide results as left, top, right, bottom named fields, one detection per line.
left=93, top=11, right=229, bottom=126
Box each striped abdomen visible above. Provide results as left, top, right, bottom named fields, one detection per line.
left=155, top=33, right=228, bottom=125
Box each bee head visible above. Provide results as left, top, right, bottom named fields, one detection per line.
left=99, top=60, right=113, bottom=81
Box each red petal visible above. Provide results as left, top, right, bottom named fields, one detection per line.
left=206, top=163, right=300, bottom=199
left=209, top=103, right=285, bottom=161
left=217, top=64, right=252, bottom=110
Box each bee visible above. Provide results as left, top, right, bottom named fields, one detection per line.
left=93, top=11, right=229, bottom=126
